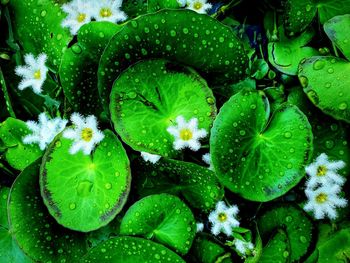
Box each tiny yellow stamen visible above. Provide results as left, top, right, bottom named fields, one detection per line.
left=77, top=13, right=86, bottom=23
left=81, top=128, right=93, bottom=142
left=317, top=165, right=327, bottom=176
left=218, top=212, right=227, bottom=222
left=194, top=2, right=203, bottom=10
left=33, top=70, right=41, bottom=80
left=100, top=8, right=112, bottom=18
left=179, top=128, right=193, bottom=141
left=316, top=193, right=328, bottom=203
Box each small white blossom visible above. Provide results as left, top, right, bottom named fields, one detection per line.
left=91, top=0, right=127, bottom=23
left=141, top=152, right=161, bottom=164
left=167, top=116, right=207, bottom=151
left=208, top=201, right=239, bottom=237
left=23, top=113, right=67, bottom=150
left=186, top=0, right=212, bottom=14
left=15, top=53, right=48, bottom=94
left=63, top=113, right=104, bottom=155
left=234, top=239, right=254, bottom=256
left=61, top=0, right=94, bottom=35
left=305, top=153, right=346, bottom=189
left=304, top=184, right=347, bottom=220
left=177, top=0, right=187, bottom=7
left=202, top=153, right=214, bottom=170
left=196, top=222, right=204, bottom=232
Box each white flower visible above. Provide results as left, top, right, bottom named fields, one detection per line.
left=167, top=116, right=207, bottom=151
left=186, top=0, right=212, bottom=14
left=234, top=239, right=254, bottom=256
left=177, top=0, right=187, bottom=7
left=305, top=153, right=346, bottom=189
left=141, top=152, right=161, bottom=164
left=208, top=201, right=240, bottom=236
left=61, top=0, right=94, bottom=35
left=196, top=222, right=204, bottom=232
left=23, top=113, right=67, bottom=150
left=304, top=184, right=347, bottom=220
left=91, top=0, right=127, bottom=23
left=202, top=153, right=214, bottom=170
left=63, top=113, right=104, bottom=155
left=15, top=53, right=48, bottom=94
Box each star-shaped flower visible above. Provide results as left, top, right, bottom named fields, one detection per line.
left=141, top=152, right=161, bottom=164
left=167, top=116, right=207, bottom=151
left=234, top=239, right=255, bottom=257
left=23, top=113, right=67, bottom=150
left=186, top=0, right=212, bottom=14
left=15, top=53, right=48, bottom=94
left=91, top=0, right=127, bottom=23
left=208, top=201, right=240, bottom=236
left=63, top=113, right=104, bottom=155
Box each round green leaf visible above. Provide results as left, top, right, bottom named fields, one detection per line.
left=110, top=59, right=216, bottom=157
left=8, top=161, right=88, bottom=262
left=299, top=56, right=350, bottom=123
left=8, top=0, right=72, bottom=70
left=40, top=130, right=131, bottom=232
left=0, top=227, right=32, bottom=263
left=60, top=22, right=121, bottom=115
left=99, top=9, right=248, bottom=112
left=0, top=186, right=9, bottom=228
left=0, top=118, right=42, bottom=171
left=259, top=230, right=290, bottom=263
left=257, top=205, right=313, bottom=261
left=120, top=194, right=196, bottom=255
left=324, top=14, right=350, bottom=61
left=210, top=89, right=313, bottom=202
left=134, top=158, right=224, bottom=212
left=82, top=236, right=185, bottom=263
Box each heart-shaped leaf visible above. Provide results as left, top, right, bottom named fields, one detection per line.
left=98, top=9, right=248, bottom=112
left=324, top=14, right=350, bottom=61
left=82, top=236, right=185, bottom=263
left=8, top=0, right=72, bottom=70
left=110, top=59, right=216, bottom=157
left=40, top=130, right=131, bottom=232
left=210, top=89, right=313, bottom=202
left=8, top=161, right=88, bottom=262
left=0, top=118, right=42, bottom=171
left=299, top=56, right=350, bottom=123
left=60, top=22, right=121, bottom=115
left=257, top=205, right=313, bottom=261
left=134, top=158, right=224, bottom=212
left=119, top=194, right=196, bottom=255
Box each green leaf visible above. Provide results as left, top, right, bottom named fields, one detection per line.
left=110, top=59, right=216, bottom=157
left=0, top=186, right=9, bottom=228
left=0, top=118, right=42, bottom=171
left=8, top=160, right=88, bottom=262
left=210, top=89, right=313, bottom=202
left=134, top=158, right=224, bottom=212
left=120, top=194, right=196, bottom=255
left=268, top=28, right=318, bottom=75
left=40, top=130, right=131, bottom=232
left=324, top=14, right=350, bottom=61
left=82, top=236, right=185, bottom=263
left=257, top=205, right=313, bottom=261
left=8, top=0, right=72, bottom=70
left=299, top=56, right=350, bottom=123
left=188, top=233, right=233, bottom=263
left=259, top=230, right=290, bottom=263
left=147, top=0, right=181, bottom=12
left=250, top=59, right=269, bottom=80
left=60, top=22, right=121, bottom=115
left=122, top=0, right=148, bottom=18
left=0, top=227, right=32, bottom=263
left=98, top=9, right=248, bottom=113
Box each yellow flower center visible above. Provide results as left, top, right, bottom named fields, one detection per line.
left=77, top=13, right=86, bottom=23
left=316, top=165, right=327, bottom=176
left=81, top=128, right=93, bottom=142
left=179, top=128, right=193, bottom=141
left=100, top=8, right=112, bottom=18
left=217, top=212, right=227, bottom=222
left=316, top=193, right=328, bottom=203
left=194, top=2, right=203, bottom=10
left=33, top=70, right=41, bottom=80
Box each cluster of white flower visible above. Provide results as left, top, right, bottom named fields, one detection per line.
left=61, top=0, right=127, bottom=35
left=178, top=0, right=213, bottom=14
left=304, top=153, right=347, bottom=220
